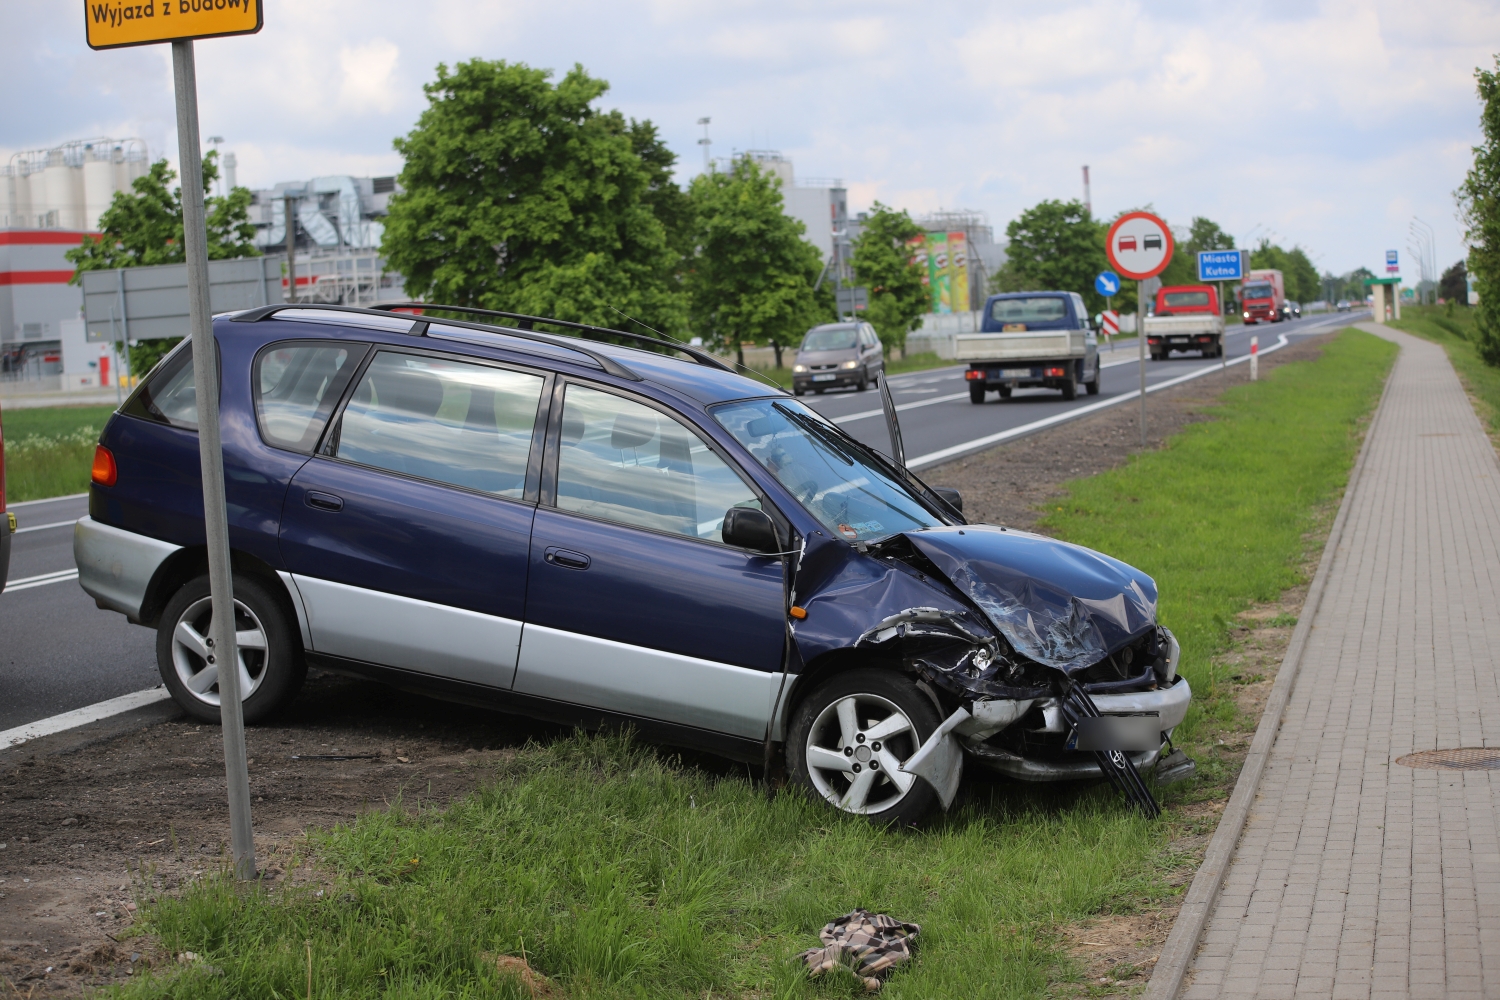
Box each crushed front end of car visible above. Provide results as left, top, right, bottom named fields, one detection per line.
left=790, top=524, right=1192, bottom=816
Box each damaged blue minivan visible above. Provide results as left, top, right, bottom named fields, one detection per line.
left=76, top=303, right=1190, bottom=824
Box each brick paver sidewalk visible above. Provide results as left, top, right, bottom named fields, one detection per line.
left=1182, top=324, right=1500, bottom=999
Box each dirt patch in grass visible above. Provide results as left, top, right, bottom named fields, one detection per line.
left=0, top=334, right=1343, bottom=998
left=0, top=671, right=565, bottom=995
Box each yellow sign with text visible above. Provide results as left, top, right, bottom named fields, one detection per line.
left=85, top=0, right=261, bottom=50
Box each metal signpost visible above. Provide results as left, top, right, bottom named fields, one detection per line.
left=87, top=0, right=265, bottom=881
left=1105, top=212, right=1175, bottom=447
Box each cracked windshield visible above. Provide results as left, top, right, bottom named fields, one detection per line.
left=715, top=398, right=941, bottom=542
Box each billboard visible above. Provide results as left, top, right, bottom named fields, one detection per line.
left=909, top=231, right=970, bottom=314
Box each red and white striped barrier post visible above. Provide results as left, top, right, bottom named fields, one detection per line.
left=1102, top=310, right=1119, bottom=351
left=1250, top=335, right=1259, bottom=381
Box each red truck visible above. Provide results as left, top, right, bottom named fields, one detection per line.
left=1240, top=269, right=1285, bottom=324
left=1143, top=284, right=1225, bottom=359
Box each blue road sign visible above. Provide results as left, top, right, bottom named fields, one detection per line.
left=1198, top=250, right=1246, bottom=281
left=1386, top=249, right=1399, bottom=273
left=1095, top=271, right=1121, bottom=296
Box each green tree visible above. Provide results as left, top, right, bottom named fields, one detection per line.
left=992, top=199, right=1110, bottom=313
left=1458, top=53, right=1500, bottom=365
left=1250, top=240, right=1320, bottom=303
left=851, top=203, right=927, bottom=357
left=381, top=59, right=685, bottom=336
left=1439, top=260, right=1468, bottom=304
left=1159, top=216, right=1236, bottom=291
left=685, top=157, right=826, bottom=368
left=66, top=151, right=258, bottom=275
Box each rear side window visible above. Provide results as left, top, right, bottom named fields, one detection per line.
left=554, top=384, right=758, bottom=542
left=330, top=352, right=544, bottom=498
left=989, top=297, right=1067, bottom=325
left=122, top=342, right=201, bottom=430
left=254, top=342, right=365, bottom=453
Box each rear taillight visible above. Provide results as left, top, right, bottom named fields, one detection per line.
left=965, top=370, right=985, bottom=380
left=91, top=444, right=118, bottom=487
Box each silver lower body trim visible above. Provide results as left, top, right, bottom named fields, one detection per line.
left=74, top=515, right=182, bottom=620
left=292, top=575, right=521, bottom=688
left=515, top=623, right=780, bottom=741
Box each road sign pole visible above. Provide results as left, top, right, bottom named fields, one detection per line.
left=1138, top=281, right=1147, bottom=447
left=172, top=38, right=255, bottom=881
left=1219, top=280, right=1227, bottom=378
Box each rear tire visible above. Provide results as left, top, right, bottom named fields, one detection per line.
left=1061, top=371, right=1078, bottom=401
left=156, top=573, right=305, bottom=724
left=788, top=670, right=942, bottom=826
left=1085, top=368, right=1101, bottom=395
left=968, top=381, right=986, bottom=404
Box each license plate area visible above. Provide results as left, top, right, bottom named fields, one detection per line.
left=812, top=374, right=836, bottom=382
left=1000, top=368, right=1033, bottom=378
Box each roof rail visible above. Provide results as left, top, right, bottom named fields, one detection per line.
left=227, top=303, right=642, bottom=381
left=369, top=302, right=734, bottom=373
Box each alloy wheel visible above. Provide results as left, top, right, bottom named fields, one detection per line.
left=170, top=595, right=270, bottom=707
left=804, top=693, right=922, bottom=815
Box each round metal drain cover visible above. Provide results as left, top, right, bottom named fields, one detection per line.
left=1396, top=748, right=1500, bottom=770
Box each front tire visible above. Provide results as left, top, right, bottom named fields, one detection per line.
left=156, top=574, right=305, bottom=724
left=788, top=671, right=941, bottom=825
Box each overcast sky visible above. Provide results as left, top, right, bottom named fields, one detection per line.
left=5, top=0, right=1496, bottom=279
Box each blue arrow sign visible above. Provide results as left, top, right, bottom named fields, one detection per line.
left=1198, top=250, right=1246, bottom=281
left=1095, top=271, right=1121, bottom=296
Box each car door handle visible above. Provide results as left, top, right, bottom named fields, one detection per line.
left=543, top=546, right=590, bottom=570
left=305, top=491, right=344, bottom=512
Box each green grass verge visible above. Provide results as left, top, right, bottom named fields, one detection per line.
left=1, top=404, right=116, bottom=503
left=1037, top=327, right=1396, bottom=752
left=117, top=330, right=1395, bottom=1000
left=1389, top=304, right=1500, bottom=435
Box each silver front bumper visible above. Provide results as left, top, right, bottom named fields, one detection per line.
left=74, top=515, right=182, bottom=621
left=964, top=676, right=1192, bottom=781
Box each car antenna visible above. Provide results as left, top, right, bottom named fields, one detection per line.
left=607, top=306, right=786, bottom=393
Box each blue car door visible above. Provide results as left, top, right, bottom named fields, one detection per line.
left=278, top=349, right=548, bottom=688
left=515, top=380, right=787, bottom=740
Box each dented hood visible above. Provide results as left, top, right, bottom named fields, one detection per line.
left=902, top=525, right=1158, bottom=675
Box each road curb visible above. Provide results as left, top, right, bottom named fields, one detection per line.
left=1144, top=330, right=1397, bottom=1000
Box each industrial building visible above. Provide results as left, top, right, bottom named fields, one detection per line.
left=2, top=137, right=151, bottom=232
left=245, top=174, right=407, bottom=309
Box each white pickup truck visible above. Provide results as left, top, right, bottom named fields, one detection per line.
left=961, top=292, right=1100, bottom=402
left=1143, top=285, right=1225, bottom=359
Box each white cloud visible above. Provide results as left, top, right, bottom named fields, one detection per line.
left=1, top=0, right=1494, bottom=275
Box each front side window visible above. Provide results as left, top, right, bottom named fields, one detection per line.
left=554, top=384, right=758, bottom=542
left=715, top=398, right=943, bottom=543
left=332, top=352, right=544, bottom=497
left=254, top=342, right=362, bottom=453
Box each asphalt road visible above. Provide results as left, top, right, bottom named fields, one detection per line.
left=804, top=311, right=1362, bottom=465
left=0, top=310, right=1364, bottom=732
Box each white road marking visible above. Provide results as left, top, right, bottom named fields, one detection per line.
left=0, top=687, right=172, bottom=751
left=907, top=332, right=1295, bottom=469
left=14, top=519, right=75, bottom=534
left=6, top=492, right=89, bottom=508
left=828, top=392, right=972, bottom=425
left=3, top=569, right=80, bottom=592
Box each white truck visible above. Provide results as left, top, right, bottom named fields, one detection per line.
left=1142, top=285, right=1226, bottom=359
left=961, top=292, right=1100, bottom=402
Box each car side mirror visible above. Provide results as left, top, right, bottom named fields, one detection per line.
left=723, top=507, right=780, bottom=554
left=933, top=487, right=963, bottom=514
